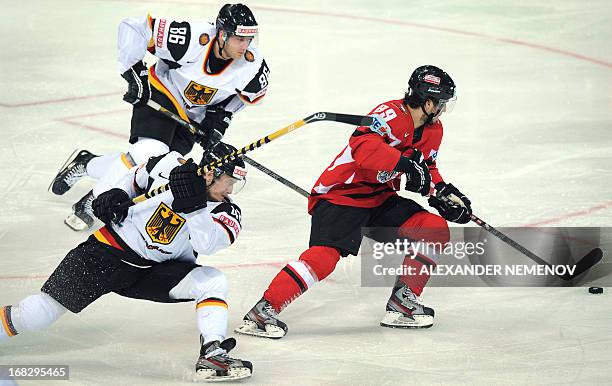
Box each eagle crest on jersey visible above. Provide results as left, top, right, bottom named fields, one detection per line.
left=145, top=202, right=186, bottom=244
left=184, top=81, right=218, bottom=105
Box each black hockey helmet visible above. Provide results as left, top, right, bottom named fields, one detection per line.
left=405, top=65, right=457, bottom=123
left=216, top=3, right=258, bottom=38
left=200, top=142, right=247, bottom=182
left=407, top=65, right=456, bottom=103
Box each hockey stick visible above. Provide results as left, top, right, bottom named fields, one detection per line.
left=147, top=100, right=313, bottom=197
left=242, top=156, right=310, bottom=198
left=118, top=108, right=373, bottom=208
left=238, top=164, right=603, bottom=279
left=144, top=101, right=604, bottom=279
left=437, top=195, right=603, bottom=280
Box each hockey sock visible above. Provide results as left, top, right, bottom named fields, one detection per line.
left=92, top=153, right=137, bottom=196
left=397, top=253, right=437, bottom=296
left=397, top=212, right=450, bottom=296
left=264, top=246, right=340, bottom=312
left=86, top=152, right=121, bottom=179
left=1, top=293, right=67, bottom=340
left=126, top=137, right=170, bottom=164
left=196, top=298, right=228, bottom=344
left=168, top=267, right=229, bottom=344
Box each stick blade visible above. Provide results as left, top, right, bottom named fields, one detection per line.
left=561, top=247, right=603, bottom=280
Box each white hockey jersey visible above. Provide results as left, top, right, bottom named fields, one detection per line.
left=92, top=152, right=242, bottom=265
left=118, top=15, right=269, bottom=122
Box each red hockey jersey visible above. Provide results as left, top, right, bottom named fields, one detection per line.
left=308, top=99, right=445, bottom=212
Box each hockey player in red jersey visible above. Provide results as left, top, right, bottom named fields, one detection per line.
left=235, top=65, right=472, bottom=338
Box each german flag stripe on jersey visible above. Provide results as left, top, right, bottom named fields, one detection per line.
left=120, top=153, right=136, bottom=169
left=146, top=15, right=155, bottom=53
left=1, top=306, right=18, bottom=337
left=94, top=226, right=125, bottom=251
left=148, top=65, right=190, bottom=122
left=196, top=298, right=228, bottom=310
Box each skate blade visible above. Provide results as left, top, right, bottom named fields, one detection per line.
left=234, top=320, right=286, bottom=339
left=380, top=311, right=433, bottom=329
left=64, top=213, right=92, bottom=231
left=48, top=149, right=83, bottom=194
left=194, top=367, right=251, bottom=382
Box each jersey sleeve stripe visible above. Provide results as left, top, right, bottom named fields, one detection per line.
left=212, top=217, right=235, bottom=243
left=148, top=64, right=190, bottom=122
left=237, top=91, right=266, bottom=105
left=146, top=15, right=155, bottom=52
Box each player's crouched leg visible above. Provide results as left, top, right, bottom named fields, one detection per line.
left=381, top=212, right=450, bottom=329
left=168, top=267, right=252, bottom=381
left=2, top=239, right=129, bottom=342
left=236, top=246, right=341, bottom=339
left=1, top=293, right=67, bottom=341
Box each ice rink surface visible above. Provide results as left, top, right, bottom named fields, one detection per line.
left=1, top=0, right=611, bottom=384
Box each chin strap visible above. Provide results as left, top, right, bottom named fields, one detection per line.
left=216, top=31, right=231, bottom=60
left=420, top=104, right=435, bottom=126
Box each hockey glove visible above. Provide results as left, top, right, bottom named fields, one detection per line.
left=169, top=159, right=207, bottom=214
left=92, top=188, right=130, bottom=225
left=428, top=182, right=472, bottom=224
left=197, top=106, right=233, bottom=152
left=395, top=149, right=432, bottom=196
left=121, top=61, right=151, bottom=106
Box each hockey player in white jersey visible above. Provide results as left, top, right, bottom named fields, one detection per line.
left=2, top=143, right=253, bottom=381
left=50, top=3, right=269, bottom=231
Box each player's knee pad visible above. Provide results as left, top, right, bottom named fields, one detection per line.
left=298, top=246, right=341, bottom=282
left=11, top=293, right=67, bottom=333
left=127, top=137, right=170, bottom=165
left=169, top=266, right=228, bottom=303
left=399, top=211, right=450, bottom=244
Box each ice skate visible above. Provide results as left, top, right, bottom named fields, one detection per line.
left=234, top=298, right=288, bottom=339
left=380, top=285, right=434, bottom=329
left=194, top=338, right=252, bottom=381
left=64, top=191, right=95, bottom=231
left=49, top=149, right=97, bottom=195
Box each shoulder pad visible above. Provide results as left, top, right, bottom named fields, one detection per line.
left=210, top=201, right=242, bottom=243
left=166, top=20, right=191, bottom=61
left=238, top=59, right=269, bottom=104
left=145, top=154, right=167, bottom=173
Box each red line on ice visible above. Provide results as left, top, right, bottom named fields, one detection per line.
left=0, top=91, right=119, bottom=108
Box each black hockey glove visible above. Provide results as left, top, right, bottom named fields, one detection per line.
left=196, top=106, right=233, bottom=151
left=428, top=182, right=472, bottom=224
left=92, top=188, right=130, bottom=225
left=169, top=159, right=207, bottom=214
left=121, top=61, right=151, bottom=107
left=395, top=149, right=432, bottom=196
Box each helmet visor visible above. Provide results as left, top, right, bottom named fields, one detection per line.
left=228, top=165, right=247, bottom=194
left=435, top=94, right=457, bottom=117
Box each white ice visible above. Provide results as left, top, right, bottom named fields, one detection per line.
left=1, top=0, right=611, bottom=385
